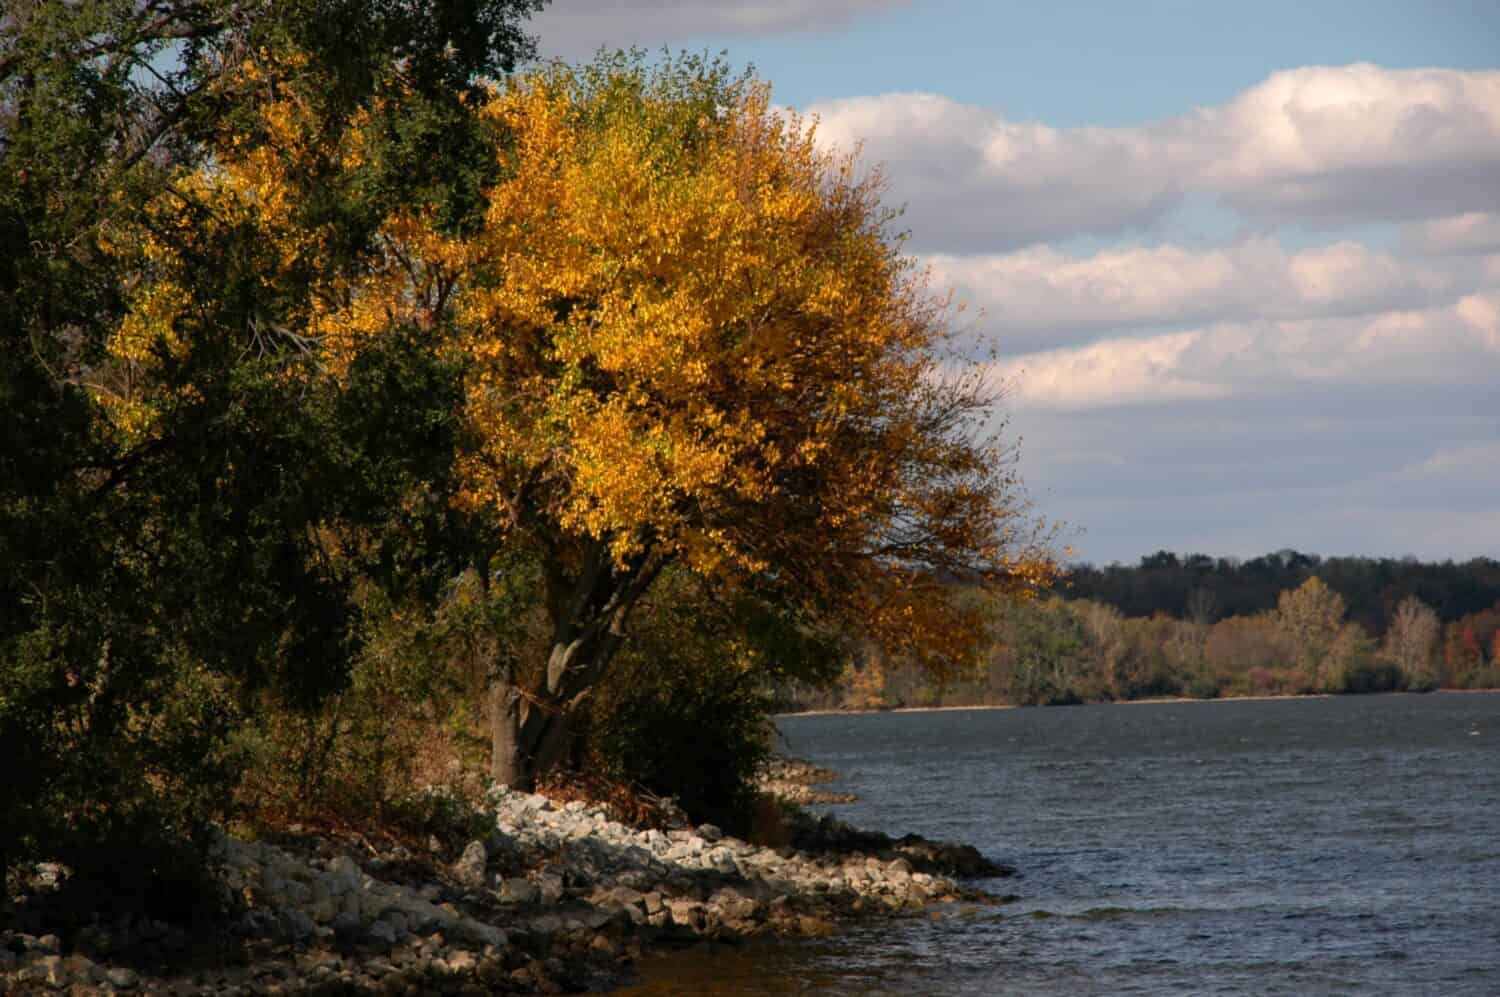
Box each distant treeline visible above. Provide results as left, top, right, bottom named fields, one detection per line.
left=782, top=551, right=1500, bottom=712
left=1065, top=550, right=1500, bottom=635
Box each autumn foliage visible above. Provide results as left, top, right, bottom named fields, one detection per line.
left=2, top=0, right=542, bottom=906
left=98, top=54, right=1053, bottom=788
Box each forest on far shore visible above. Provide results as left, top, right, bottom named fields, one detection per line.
left=782, top=551, right=1500, bottom=711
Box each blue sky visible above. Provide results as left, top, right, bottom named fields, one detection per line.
left=526, top=2, right=1500, bottom=566
left=662, top=0, right=1500, bottom=125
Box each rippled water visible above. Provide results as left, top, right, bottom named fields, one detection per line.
left=620, top=693, right=1500, bottom=996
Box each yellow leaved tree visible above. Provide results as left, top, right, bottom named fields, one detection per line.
left=117, top=54, right=1055, bottom=789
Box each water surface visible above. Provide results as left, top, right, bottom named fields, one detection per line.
left=621, top=693, right=1500, bottom=995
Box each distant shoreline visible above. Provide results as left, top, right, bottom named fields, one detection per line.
left=775, top=688, right=1495, bottom=719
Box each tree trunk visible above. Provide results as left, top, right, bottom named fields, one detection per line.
left=487, top=542, right=665, bottom=790
left=486, top=637, right=619, bottom=791
left=489, top=678, right=526, bottom=788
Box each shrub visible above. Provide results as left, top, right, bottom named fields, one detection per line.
left=0, top=636, right=243, bottom=921
left=583, top=650, right=775, bottom=835
left=238, top=570, right=530, bottom=825
left=1405, top=671, right=1440, bottom=694
left=1457, top=666, right=1500, bottom=690
left=1246, top=666, right=1277, bottom=696
left=1124, top=667, right=1183, bottom=700
left=1342, top=661, right=1407, bottom=695
left=573, top=571, right=837, bottom=833
left=1187, top=674, right=1222, bottom=699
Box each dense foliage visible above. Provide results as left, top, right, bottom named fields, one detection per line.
left=790, top=567, right=1500, bottom=712
left=3, top=3, right=1056, bottom=913
left=1066, top=550, right=1500, bottom=633
left=131, top=51, right=1055, bottom=791
left=579, top=567, right=844, bottom=832
left=1, top=0, right=540, bottom=907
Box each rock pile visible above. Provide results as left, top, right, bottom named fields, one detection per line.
left=3, top=783, right=1009, bottom=994
left=755, top=756, right=858, bottom=805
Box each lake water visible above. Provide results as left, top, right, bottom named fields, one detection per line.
left=620, top=692, right=1500, bottom=995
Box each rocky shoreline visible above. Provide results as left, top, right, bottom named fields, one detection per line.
left=3, top=773, right=1011, bottom=995
left=754, top=757, right=858, bottom=805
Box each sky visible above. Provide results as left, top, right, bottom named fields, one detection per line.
left=521, top=1, right=1500, bottom=566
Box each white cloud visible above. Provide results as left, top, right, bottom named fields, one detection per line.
left=1390, top=441, right=1500, bottom=483
left=497, top=20, right=1500, bottom=561
left=993, top=290, right=1500, bottom=411
left=926, top=239, right=1492, bottom=349
left=809, top=92, right=1187, bottom=251
left=1406, top=212, right=1500, bottom=256
left=1202, top=65, right=1500, bottom=223
left=528, top=1, right=907, bottom=60
left=806, top=65, right=1500, bottom=250
left=992, top=331, right=1231, bottom=410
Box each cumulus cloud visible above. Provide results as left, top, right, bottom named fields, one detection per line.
left=1405, top=212, right=1500, bottom=256
left=528, top=1, right=907, bottom=60
left=810, top=92, right=1187, bottom=251
left=500, top=17, right=1498, bottom=560
left=988, top=332, right=1231, bottom=410
left=1201, top=64, right=1500, bottom=223
left=926, top=239, right=1493, bottom=350
left=992, top=290, right=1500, bottom=412
left=806, top=65, right=1500, bottom=250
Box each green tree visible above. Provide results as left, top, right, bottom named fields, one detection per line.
left=993, top=598, right=1090, bottom=706
left=581, top=566, right=842, bottom=830
left=1273, top=577, right=1381, bottom=692
left=1, top=0, right=541, bottom=905
left=1274, top=577, right=1346, bottom=689
left=142, top=54, right=1057, bottom=790
left=1381, top=595, right=1440, bottom=689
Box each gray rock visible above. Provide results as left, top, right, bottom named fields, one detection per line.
left=325, top=855, right=362, bottom=894
left=280, top=878, right=312, bottom=905
left=367, top=918, right=402, bottom=947
left=500, top=878, right=539, bottom=905
left=614, top=901, right=647, bottom=926
left=528, top=912, right=565, bottom=937
left=338, top=890, right=365, bottom=919
left=61, top=954, right=101, bottom=985
left=452, top=840, right=489, bottom=890
left=582, top=907, right=620, bottom=931
left=459, top=920, right=506, bottom=948
left=536, top=871, right=565, bottom=905
left=331, top=911, right=363, bottom=941
left=666, top=899, right=706, bottom=930
left=698, top=824, right=723, bottom=842
left=33, top=953, right=66, bottom=988
left=380, top=910, right=411, bottom=936
left=105, top=965, right=141, bottom=990
left=281, top=908, right=316, bottom=941
left=601, top=885, right=645, bottom=908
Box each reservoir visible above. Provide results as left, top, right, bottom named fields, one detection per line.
left=623, top=692, right=1500, bottom=995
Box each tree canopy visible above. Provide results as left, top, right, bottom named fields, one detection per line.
left=113, top=54, right=1054, bottom=788
left=1, top=0, right=541, bottom=899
